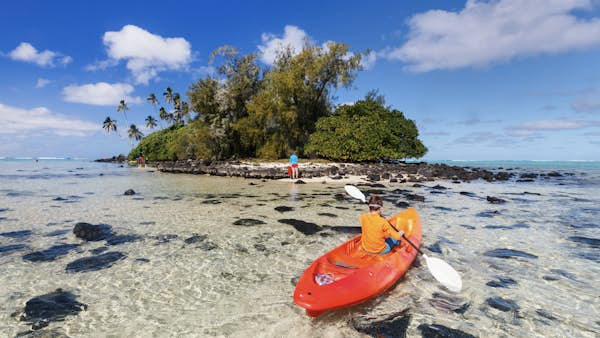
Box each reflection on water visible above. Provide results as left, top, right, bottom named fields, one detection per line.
left=0, top=161, right=598, bottom=337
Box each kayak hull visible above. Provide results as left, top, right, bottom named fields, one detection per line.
left=293, top=208, right=422, bottom=317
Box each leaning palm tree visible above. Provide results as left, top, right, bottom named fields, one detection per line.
left=127, top=124, right=144, bottom=147
left=102, top=116, right=117, bottom=133
left=145, top=115, right=158, bottom=129
left=163, top=87, right=173, bottom=106
left=117, top=99, right=129, bottom=123
left=146, top=93, right=162, bottom=127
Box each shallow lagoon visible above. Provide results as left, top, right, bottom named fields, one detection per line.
left=0, top=160, right=598, bottom=337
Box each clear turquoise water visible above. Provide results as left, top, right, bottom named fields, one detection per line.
left=0, top=159, right=598, bottom=337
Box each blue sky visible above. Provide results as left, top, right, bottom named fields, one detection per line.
left=1, top=0, right=600, bottom=160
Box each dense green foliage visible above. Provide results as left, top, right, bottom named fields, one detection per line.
left=305, top=94, right=427, bottom=161
left=127, top=41, right=428, bottom=162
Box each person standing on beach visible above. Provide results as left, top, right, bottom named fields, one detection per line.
left=359, top=195, right=403, bottom=254
left=289, top=151, right=299, bottom=179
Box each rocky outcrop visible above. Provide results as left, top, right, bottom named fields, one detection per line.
left=94, top=154, right=127, bottom=163
left=150, top=160, right=516, bottom=182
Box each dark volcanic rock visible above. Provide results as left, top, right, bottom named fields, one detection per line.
left=486, top=196, right=506, bottom=204
left=428, top=241, right=443, bottom=254
left=483, top=248, right=538, bottom=259
left=568, top=236, right=600, bottom=248
left=105, top=234, right=142, bottom=246
left=486, top=277, right=517, bottom=288
left=459, top=191, right=478, bottom=197
left=0, top=243, right=29, bottom=254
left=66, top=252, right=126, bottom=273
left=184, top=234, right=207, bottom=244
left=274, top=206, right=294, bottom=212
left=328, top=226, right=361, bottom=234
left=123, top=189, right=136, bottom=195
left=198, top=241, right=218, bottom=251
left=233, top=218, right=266, bottom=226
left=278, top=219, right=322, bottom=235
left=73, top=223, right=112, bottom=241
left=351, top=311, right=410, bottom=338
left=317, top=212, right=338, bottom=218
left=406, top=194, right=425, bottom=202
left=16, top=328, right=70, bottom=337
left=429, top=292, right=471, bottom=314
left=0, top=230, right=32, bottom=238
left=23, top=244, right=80, bottom=262
left=476, top=210, right=500, bottom=218
left=536, top=309, right=557, bottom=321
left=486, top=297, right=519, bottom=312
left=417, top=324, right=476, bottom=338
left=19, top=289, right=87, bottom=330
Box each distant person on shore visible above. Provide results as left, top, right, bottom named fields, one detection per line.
left=360, top=195, right=403, bottom=254
left=289, top=151, right=299, bottom=179
left=138, top=155, right=145, bottom=168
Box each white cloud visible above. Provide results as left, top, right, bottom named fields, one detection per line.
left=258, top=25, right=310, bottom=64
left=94, top=25, right=192, bottom=84
left=383, top=0, right=600, bottom=72
left=35, top=78, right=51, bottom=88
left=8, top=42, right=72, bottom=67
left=361, top=50, right=377, bottom=70
left=0, top=103, right=98, bottom=136
left=62, top=82, right=142, bottom=106
left=507, top=119, right=600, bottom=136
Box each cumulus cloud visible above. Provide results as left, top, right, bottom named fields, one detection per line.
left=383, top=0, right=600, bottom=72
left=8, top=42, right=72, bottom=67
left=91, top=25, right=192, bottom=84
left=0, top=103, right=98, bottom=136
left=62, top=82, right=142, bottom=106
left=258, top=25, right=311, bottom=64
left=361, top=50, right=377, bottom=70
left=507, top=119, right=600, bottom=136
left=35, top=78, right=51, bottom=88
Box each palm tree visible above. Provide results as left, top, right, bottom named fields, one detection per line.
left=117, top=99, right=129, bottom=123
left=146, top=93, right=162, bottom=127
left=102, top=116, right=117, bottom=133
left=145, top=115, right=158, bottom=129
left=127, top=124, right=144, bottom=147
left=159, top=107, right=172, bottom=125
left=163, top=87, right=173, bottom=106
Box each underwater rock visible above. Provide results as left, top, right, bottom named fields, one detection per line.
left=317, top=212, right=338, bottom=218
left=19, top=289, right=87, bottom=330
left=123, top=189, right=136, bottom=195
left=395, top=201, right=410, bottom=208
left=428, top=241, right=443, bottom=254
left=406, top=194, right=425, bottom=202
left=184, top=234, right=207, bottom=244
left=15, top=328, right=70, bottom=337
left=459, top=191, right=478, bottom=197
left=486, top=277, right=517, bottom=288
left=431, top=184, right=448, bottom=190
left=66, top=252, right=126, bottom=273
left=0, top=244, right=29, bottom=255
left=44, top=230, right=70, bottom=237
left=328, top=226, right=361, bottom=234
left=536, top=309, right=557, bottom=321
left=105, top=234, right=142, bottom=246
left=198, top=240, right=218, bottom=251
left=23, top=244, right=80, bottom=262
left=417, top=324, right=476, bottom=338
left=89, top=247, right=108, bottom=255
left=568, top=236, right=600, bottom=249
left=0, top=230, right=32, bottom=238
left=476, top=211, right=500, bottom=218
left=429, top=292, right=471, bottom=314
left=233, top=219, right=266, bottom=226
left=73, top=223, right=112, bottom=241
left=153, top=234, right=178, bottom=244
left=351, top=311, right=410, bottom=338
left=486, top=196, right=506, bottom=204
left=274, top=206, right=294, bottom=212
left=486, top=297, right=519, bottom=312
left=278, top=219, right=323, bottom=235
left=483, top=248, right=538, bottom=259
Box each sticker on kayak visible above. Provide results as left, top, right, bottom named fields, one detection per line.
left=315, top=273, right=334, bottom=285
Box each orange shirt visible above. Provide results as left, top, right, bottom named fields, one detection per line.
left=360, top=212, right=402, bottom=253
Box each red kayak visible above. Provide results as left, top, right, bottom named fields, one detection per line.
left=293, top=208, right=422, bottom=317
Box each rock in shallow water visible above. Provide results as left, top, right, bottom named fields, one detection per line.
left=0, top=230, right=32, bottom=238
left=483, top=248, right=538, bottom=259
left=429, top=292, right=471, bottom=314
left=486, top=277, right=517, bottom=288
left=19, top=289, right=87, bottom=330
left=417, top=324, right=476, bottom=338
left=0, top=243, right=29, bottom=255
left=66, top=252, right=126, bottom=273
left=73, top=222, right=112, bottom=241
left=22, top=244, right=80, bottom=262
left=486, top=297, right=520, bottom=312
left=278, top=219, right=322, bottom=235
left=351, top=311, right=410, bottom=338
left=233, top=218, right=266, bottom=226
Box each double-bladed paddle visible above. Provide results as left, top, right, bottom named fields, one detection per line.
left=344, top=184, right=463, bottom=292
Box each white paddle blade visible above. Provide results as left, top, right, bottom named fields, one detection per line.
left=423, top=254, right=462, bottom=292
left=344, top=185, right=366, bottom=203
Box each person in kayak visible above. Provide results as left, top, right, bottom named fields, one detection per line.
left=360, top=195, right=404, bottom=254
